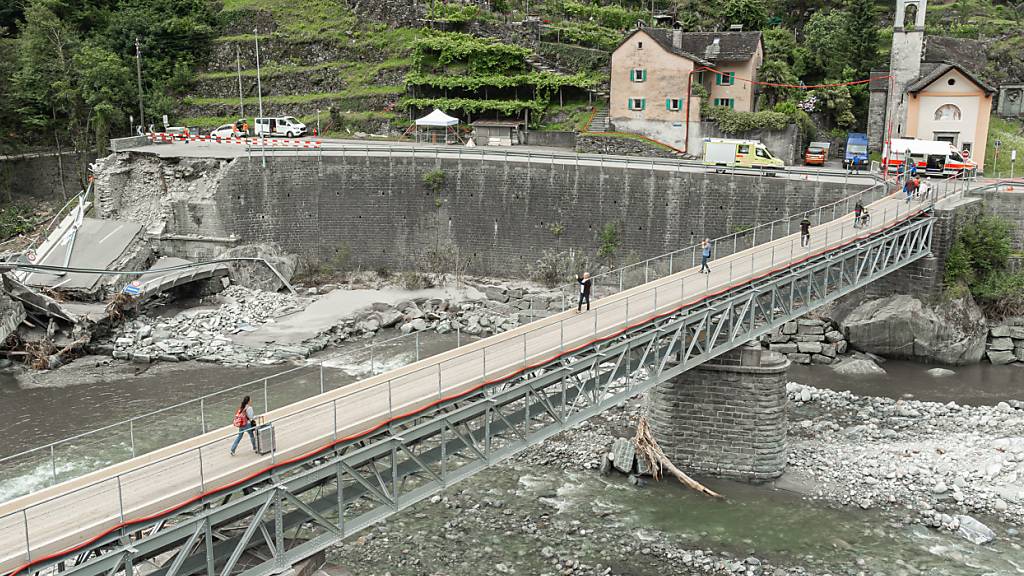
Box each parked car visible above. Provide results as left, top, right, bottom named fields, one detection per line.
left=210, top=124, right=244, bottom=139
left=254, top=116, right=307, bottom=138
left=703, top=138, right=785, bottom=173
left=804, top=144, right=827, bottom=166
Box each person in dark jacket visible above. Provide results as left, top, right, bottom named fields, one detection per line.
left=854, top=201, right=864, bottom=228
left=576, top=272, right=592, bottom=313
left=800, top=217, right=812, bottom=247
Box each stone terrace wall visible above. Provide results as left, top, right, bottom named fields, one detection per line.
left=970, top=189, right=1024, bottom=250
left=121, top=152, right=865, bottom=277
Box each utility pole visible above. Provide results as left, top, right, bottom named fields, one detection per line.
left=254, top=27, right=266, bottom=167
left=236, top=44, right=245, bottom=120
left=134, top=38, right=145, bottom=131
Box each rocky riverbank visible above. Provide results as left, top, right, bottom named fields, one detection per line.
left=785, top=382, right=1024, bottom=532
left=92, top=280, right=566, bottom=366
left=327, top=374, right=1024, bottom=575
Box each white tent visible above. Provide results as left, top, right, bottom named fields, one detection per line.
left=415, top=109, right=459, bottom=127
left=408, top=109, right=462, bottom=144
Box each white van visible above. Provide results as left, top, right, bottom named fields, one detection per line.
left=254, top=117, right=307, bottom=138
left=882, top=138, right=976, bottom=177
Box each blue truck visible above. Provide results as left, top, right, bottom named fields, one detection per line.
left=844, top=133, right=869, bottom=170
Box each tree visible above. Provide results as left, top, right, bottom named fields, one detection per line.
left=761, top=27, right=798, bottom=65
left=844, top=0, right=879, bottom=75
left=74, top=42, right=133, bottom=154
left=757, top=59, right=799, bottom=107
left=722, top=0, right=769, bottom=31
left=801, top=9, right=852, bottom=79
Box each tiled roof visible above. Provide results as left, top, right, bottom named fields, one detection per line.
left=671, top=31, right=763, bottom=63
left=906, top=62, right=996, bottom=95
left=621, top=28, right=711, bottom=66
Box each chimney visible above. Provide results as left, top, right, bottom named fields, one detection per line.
left=672, top=28, right=682, bottom=50
left=729, top=23, right=743, bottom=31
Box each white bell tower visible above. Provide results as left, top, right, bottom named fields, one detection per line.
left=888, top=0, right=927, bottom=137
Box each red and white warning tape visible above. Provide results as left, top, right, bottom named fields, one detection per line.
left=146, top=132, right=322, bottom=148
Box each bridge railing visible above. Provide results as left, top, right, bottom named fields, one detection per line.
left=1, top=169, right=971, bottom=505
left=0, top=182, right=947, bottom=573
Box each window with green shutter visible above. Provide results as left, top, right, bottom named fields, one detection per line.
left=696, top=71, right=705, bottom=84
left=713, top=98, right=735, bottom=109
left=716, top=72, right=735, bottom=86
left=628, top=97, right=646, bottom=111
left=666, top=98, right=682, bottom=111
left=631, top=68, right=646, bottom=82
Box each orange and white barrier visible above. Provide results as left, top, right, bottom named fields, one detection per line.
left=146, top=132, right=322, bottom=148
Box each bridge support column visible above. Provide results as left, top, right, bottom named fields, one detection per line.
left=646, top=345, right=789, bottom=483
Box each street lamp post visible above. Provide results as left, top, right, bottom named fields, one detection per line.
left=254, top=27, right=266, bottom=167
left=317, top=109, right=321, bottom=137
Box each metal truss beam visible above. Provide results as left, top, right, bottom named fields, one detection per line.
left=33, top=214, right=935, bottom=576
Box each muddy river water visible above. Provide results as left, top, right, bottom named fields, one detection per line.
left=1, top=332, right=1022, bottom=573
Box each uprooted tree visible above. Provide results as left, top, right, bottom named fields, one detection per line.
left=633, top=416, right=724, bottom=499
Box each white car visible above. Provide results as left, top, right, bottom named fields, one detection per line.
left=210, top=124, right=244, bottom=139
left=254, top=117, right=307, bottom=138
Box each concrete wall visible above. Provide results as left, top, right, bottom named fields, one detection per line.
left=0, top=151, right=94, bottom=204
left=129, top=153, right=864, bottom=276
left=523, top=131, right=577, bottom=149
left=647, top=346, right=789, bottom=482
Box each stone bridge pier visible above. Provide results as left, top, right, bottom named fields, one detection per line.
left=646, top=345, right=789, bottom=483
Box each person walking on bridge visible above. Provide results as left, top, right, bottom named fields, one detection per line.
left=854, top=201, right=864, bottom=228
left=230, top=395, right=257, bottom=456
left=800, top=217, right=812, bottom=247
left=576, top=272, right=592, bottom=313
left=699, top=238, right=712, bottom=274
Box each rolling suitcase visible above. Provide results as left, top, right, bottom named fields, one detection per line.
left=254, top=416, right=276, bottom=455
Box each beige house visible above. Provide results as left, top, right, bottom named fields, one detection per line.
left=609, top=28, right=763, bottom=150
left=904, top=63, right=995, bottom=170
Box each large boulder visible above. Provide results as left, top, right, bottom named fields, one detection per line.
left=837, top=294, right=987, bottom=365
left=219, top=243, right=298, bottom=292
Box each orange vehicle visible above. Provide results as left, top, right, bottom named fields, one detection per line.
left=804, top=144, right=827, bottom=166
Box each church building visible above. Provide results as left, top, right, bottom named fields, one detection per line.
left=868, top=0, right=995, bottom=170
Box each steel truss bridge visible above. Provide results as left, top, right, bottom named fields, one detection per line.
left=1, top=190, right=940, bottom=576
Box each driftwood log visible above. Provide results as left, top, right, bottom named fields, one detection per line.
left=633, top=416, right=724, bottom=499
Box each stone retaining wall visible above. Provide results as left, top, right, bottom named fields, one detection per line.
left=646, top=346, right=789, bottom=482
left=101, top=151, right=861, bottom=277
left=986, top=321, right=1024, bottom=365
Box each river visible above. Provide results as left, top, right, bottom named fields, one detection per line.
left=1, top=334, right=1022, bottom=573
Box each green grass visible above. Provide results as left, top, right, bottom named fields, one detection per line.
left=536, top=101, right=593, bottom=131
left=184, top=85, right=405, bottom=107
left=985, top=117, right=1024, bottom=178
left=220, top=0, right=359, bottom=42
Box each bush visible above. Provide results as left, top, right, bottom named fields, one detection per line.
left=944, top=214, right=1018, bottom=317
left=701, top=105, right=790, bottom=134
left=597, top=222, right=619, bottom=264
left=0, top=206, right=34, bottom=240
left=422, top=168, right=445, bottom=194
left=399, top=271, right=432, bottom=290
left=531, top=249, right=593, bottom=288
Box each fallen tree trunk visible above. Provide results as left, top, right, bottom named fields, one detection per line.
left=633, top=416, right=724, bottom=499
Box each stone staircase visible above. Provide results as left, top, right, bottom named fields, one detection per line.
left=586, top=106, right=609, bottom=133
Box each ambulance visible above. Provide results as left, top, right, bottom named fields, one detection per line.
left=702, top=138, right=785, bottom=173
left=882, top=138, right=976, bottom=177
